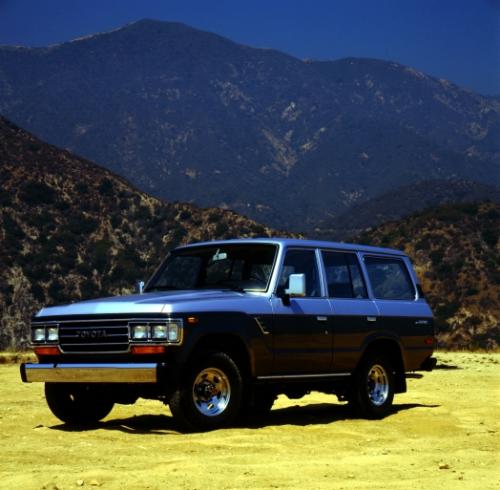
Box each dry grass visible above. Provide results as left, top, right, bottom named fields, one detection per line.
left=0, top=351, right=36, bottom=364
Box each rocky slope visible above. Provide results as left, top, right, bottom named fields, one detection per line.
left=0, top=116, right=286, bottom=350
left=0, top=19, right=498, bottom=230
left=355, top=202, right=500, bottom=349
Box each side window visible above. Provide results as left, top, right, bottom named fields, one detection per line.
left=364, top=257, right=415, bottom=300
left=322, top=251, right=367, bottom=299
left=278, top=249, right=321, bottom=297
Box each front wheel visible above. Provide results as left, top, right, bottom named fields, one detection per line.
left=169, top=352, right=243, bottom=431
left=45, top=383, right=114, bottom=426
left=349, top=354, right=395, bottom=419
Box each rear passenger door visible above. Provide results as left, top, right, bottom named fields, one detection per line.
left=270, top=248, right=333, bottom=374
left=321, top=250, right=379, bottom=372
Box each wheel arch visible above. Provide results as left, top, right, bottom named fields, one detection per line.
left=359, top=336, right=407, bottom=393
left=187, top=332, right=253, bottom=380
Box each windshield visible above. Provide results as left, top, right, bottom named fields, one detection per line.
left=146, top=244, right=278, bottom=293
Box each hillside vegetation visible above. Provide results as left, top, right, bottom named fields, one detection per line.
left=356, top=202, right=500, bottom=349
left=0, top=117, right=286, bottom=350
left=1, top=116, right=497, bottom=350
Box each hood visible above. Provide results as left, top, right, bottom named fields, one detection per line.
left=36, top=289, right=262, bottom=317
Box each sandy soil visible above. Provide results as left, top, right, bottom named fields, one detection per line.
left=0, top=352, right=498, bottom=490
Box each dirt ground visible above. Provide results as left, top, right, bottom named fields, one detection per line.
left=0, top=352, right=498, bottom=490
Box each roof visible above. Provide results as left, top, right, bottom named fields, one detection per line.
left=175, top=237, right=407, bottom=257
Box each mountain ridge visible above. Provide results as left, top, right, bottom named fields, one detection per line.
left=0, top=19, right=498, bottom=231
left=314, top=179, right=500, bottom=240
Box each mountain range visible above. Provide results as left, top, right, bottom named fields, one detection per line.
left=0, top=19, right=498, bottom=231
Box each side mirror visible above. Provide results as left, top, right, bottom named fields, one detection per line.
left=279, top=273, right=306, bottom=305
left=136, top=280, right=145, bottom=294
left=286, top=274, right=306, bottom=297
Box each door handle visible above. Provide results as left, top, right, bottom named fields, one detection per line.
left=367, top=316, right=377, bottom=322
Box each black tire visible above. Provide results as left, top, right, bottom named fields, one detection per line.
left=169, top=352, right=243, bottom=431
left=45, top=383, right=114, bottom=426
left=349, top=354, right=395, bottom=419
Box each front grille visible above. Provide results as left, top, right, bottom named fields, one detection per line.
left=57, top=319, right=130, bottom=353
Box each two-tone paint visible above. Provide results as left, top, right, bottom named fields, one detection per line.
left=21, top=238, right=435, bottom=388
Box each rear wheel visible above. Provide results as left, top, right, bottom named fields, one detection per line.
left=349, top=354, right=395, bottom=418
left=169, top=352, right=243, bottom=431
left=45, top=383, right=114, bottom=426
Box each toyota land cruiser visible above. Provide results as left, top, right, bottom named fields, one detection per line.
left=21, top=238, right=436, bottom=431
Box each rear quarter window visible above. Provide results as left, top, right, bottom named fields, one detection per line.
left=364, top=256, right=415, bottom=300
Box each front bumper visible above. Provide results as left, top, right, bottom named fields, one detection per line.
left=20, top=363, right=159, bottom=383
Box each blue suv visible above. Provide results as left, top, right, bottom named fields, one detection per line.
left=21, top=238, right=436, bottom=431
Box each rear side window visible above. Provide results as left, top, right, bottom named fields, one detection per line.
left=322, top=251, right=367, bottom=299
left=364, top=257, right=415, bottom=300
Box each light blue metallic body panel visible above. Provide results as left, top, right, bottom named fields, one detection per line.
left=37, top=290, right=274, bottom=317
left=35, top=238, right=430, bottom=322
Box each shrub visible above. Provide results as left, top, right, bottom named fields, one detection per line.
left=80, top=279, right=97, bottom=299
left=98, top=179, right=114, bottom=197
left=2, top=215, right=24, bottom=240
left=429, top=250, right=444, bottom=266
left=179, top=209, right=192, bottom=221
left=90, top=240, right=112, bottom=272
left=208, top=211, right=221, bottom=223
left=47, top=279, right=69, bottom=304
left=19, top=181, right=57, bottom=205
left=30, top=283, right=45, bottom=303
left=214, top=222, right=229, bottom=236
left=75, top=182, right=89, bottom=194
left=66, top=216, right=99, bottom=235
left=250, top=224, right=267, bottom=236
left=481, top=228, right=498, bottom=247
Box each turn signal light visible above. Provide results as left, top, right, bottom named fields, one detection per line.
left=34, top=346, right=60, bottom=356
left=131, top=345, right=166, bottom=355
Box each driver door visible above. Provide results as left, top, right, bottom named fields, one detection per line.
left=269, top=248, right=333, bottom=374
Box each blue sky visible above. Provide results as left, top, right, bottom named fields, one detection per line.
left=1, top=0, right=499, bottom=95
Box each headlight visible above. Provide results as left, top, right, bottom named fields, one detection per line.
left=129, top=319, right=183, bottom=344
left=167, top=322, right=180, bottom=342
left=47, top=327, right=58, bottom=342
left=131, top=325, right=149, bottom=340
left=32, top=328, right=46, bottom=342
left=152, top=324, right=168, bottom=340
